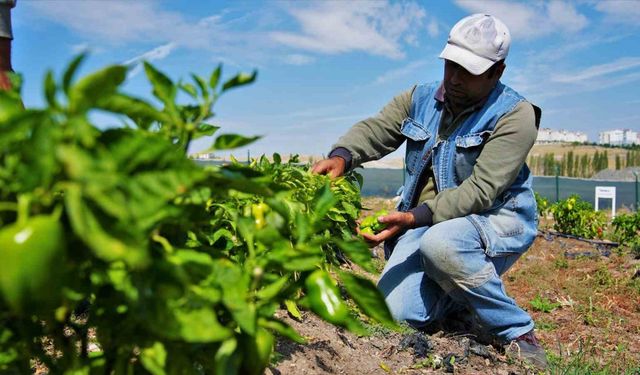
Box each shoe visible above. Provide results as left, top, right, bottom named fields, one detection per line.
left=505, top=330, right=548, bottom=370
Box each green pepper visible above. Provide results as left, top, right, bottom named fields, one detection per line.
left=359, top=209, right=389, bottom=234
left=360, top=226, right=374, bottom=235
left=240, top=327, right=274, bottom=375
left=251, top=202, right=269, bottom=229
left=305, top=270, right=349, bottom=325
left=0, top=215, right=65, bottom=313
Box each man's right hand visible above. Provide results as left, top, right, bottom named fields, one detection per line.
left=311, top=156, right=346, bottom=179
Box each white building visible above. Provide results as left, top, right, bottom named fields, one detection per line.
left=599, top=129, right=639, bottom=145
left=536, top=128, right=588, bottom=144
left=190, top=152, right=218, bottom=160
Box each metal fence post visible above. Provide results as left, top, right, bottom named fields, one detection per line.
left=635, top=172, right=639, bottom=211
left=555, top=165, right=560, bottom=202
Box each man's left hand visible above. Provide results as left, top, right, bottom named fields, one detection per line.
left=359, top=211, right=415, bottom=247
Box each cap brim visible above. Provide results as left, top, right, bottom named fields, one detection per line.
left=439, top=43, right=494, bottom=75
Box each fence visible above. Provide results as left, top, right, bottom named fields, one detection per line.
left=359, top=169, right=640, bottom=211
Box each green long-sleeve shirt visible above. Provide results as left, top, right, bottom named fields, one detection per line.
left=332, top=84, right=539, bottom=224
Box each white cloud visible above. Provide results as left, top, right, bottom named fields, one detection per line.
left=124, top=43, right=177, bottom=78
left=24, top=2, right=273, bottom=65
left=374, top=60, right=430, bottom=85
left=427, top=18, right=440, bottom=38
left=70, top=43, right=90, bottom=54
left=551, top=57, right=640, bottom=83
left=454, top=0, right=588, bottom=40
left=595, top=1, right=640, bottom=25
left=124, top=43, right=177, bottom=66
left=270, top=2, right=427, bottom=59
left=283, top=54, right=316, bottom=65
left=25, top=2, right=191, bottom=45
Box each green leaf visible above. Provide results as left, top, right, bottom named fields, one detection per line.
left=214, top=338, right=241, bottom=375
left=180, top=83, right=198, bottom=98
left=96, top=94, right=167, bottom=127
left=336, top=239, right=374, bottom=273
left=44, top=70, right=57, bottom=107
left=64, top=184, right=150, bottom=268
left=62, top=53, right=86, bottom=94
left=191, top=73, right=210, bottom=99
left=158, top=304, right=234, bottom=343
left=140, top=342, right=167, bottom=375
left=313, top=183, right=337, bottom=219
left=209, top=64, right=222, bottom=89
left=284, top=299, right=303, bottom=321
left=144, top=62, right=175, bottom=104
left=338, top=271, right=396, bottom=328
left=255, top=275, right=289, bottom=300
left=69, top=65, right=128, bottom=112
left=211, top=259, right=256, bottom=335
left=259, top=318, right=306, bottom=344
left=213, top=134, right=261, bottom=150
left=196, top=123, right=220, bottom=137
left=222, top=71, right=257, bottom=92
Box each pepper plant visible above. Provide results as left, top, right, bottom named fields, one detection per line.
left=550, top=195, right=606, bottom=239
left=0, top=56, right=395, bottom=374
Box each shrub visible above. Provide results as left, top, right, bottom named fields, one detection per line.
left=612, top=212, right=640, bottom=244
left=550, top=195, right=606, bottom=239
left=534, top=192, right=550, bottom=217
left=0, top=56, right=394, bottom=374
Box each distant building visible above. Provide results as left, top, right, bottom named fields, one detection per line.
left=598, top=129, right=639, bottom=145
left=535, top=128, right=588, bottom=144
left=190, top=152, right=218, bottom=160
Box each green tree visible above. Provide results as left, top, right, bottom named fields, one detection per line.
left=615, top=154, right=621, bottom=170
left=580, top=154, right=588, bottom=178
left=566, top=151, right=574, bottom=177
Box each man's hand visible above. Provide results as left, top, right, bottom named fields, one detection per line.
left=311, top=156, right=346, bottom=179
left=359, top=211, right=415, bottom=247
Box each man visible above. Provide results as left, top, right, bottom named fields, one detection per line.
left=312, top=14, right=546, bottom=369
left=0, top=0, right=15, bottom=91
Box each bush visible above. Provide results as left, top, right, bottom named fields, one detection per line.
left=612, top=212, right=640, bottom=244
left=534, top=192, right=550, bottom=217
left=0, top=57, right=395, bottom=374
left=550, top=195, right=606, bottom=239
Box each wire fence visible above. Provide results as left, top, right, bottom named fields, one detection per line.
left=359, top=169, right=640, bottom=211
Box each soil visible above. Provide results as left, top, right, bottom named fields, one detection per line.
left=270, top=199, right=640, bottom=375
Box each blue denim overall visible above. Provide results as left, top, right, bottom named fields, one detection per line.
left=377, top=81, right=538, bottom=341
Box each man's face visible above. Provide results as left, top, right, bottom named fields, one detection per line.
left=443, top=59, right=504, bottom=108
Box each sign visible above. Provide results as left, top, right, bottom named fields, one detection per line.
left=595, top=186, right=616, bottom=217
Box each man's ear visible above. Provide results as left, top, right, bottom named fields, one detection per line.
left=493, top=62, right=506, bottom=80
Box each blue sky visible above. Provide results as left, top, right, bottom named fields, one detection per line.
left=13, top=1, right=640, bottom=158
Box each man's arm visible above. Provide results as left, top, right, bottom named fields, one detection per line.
left=0, top=0, right=15, bottom=90
left=414, top=102, right=538, bottom=225
left=330, top=86, right=415, bottom=170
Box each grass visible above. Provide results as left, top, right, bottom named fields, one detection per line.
left=530, top=295, right=561, bottom=313
left=547, top=339, right=640, bottom=375
left=536, top=318, right=558, bottom=331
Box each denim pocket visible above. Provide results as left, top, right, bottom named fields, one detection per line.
left=401, top=118, right=431, bottom=175
left=488, top=196, right=524, bottom=238
left=453, top=130, right=492, bottom=183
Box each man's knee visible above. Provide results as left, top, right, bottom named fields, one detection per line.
left=419, top=223, right=459, bottom=273
left=418, top=221, right=494, bottom=289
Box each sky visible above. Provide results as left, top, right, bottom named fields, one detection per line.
left=12, top=0, right=640, bottom=159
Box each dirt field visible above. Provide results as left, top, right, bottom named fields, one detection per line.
left=271, top=198, right=640, bottom=375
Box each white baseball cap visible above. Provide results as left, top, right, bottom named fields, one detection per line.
left=439, top=14, right=511, bottom=75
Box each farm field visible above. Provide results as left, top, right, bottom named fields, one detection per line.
left=269, top=197, right=640, bottom=375
left=4, top=57, right=639, bottom=375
